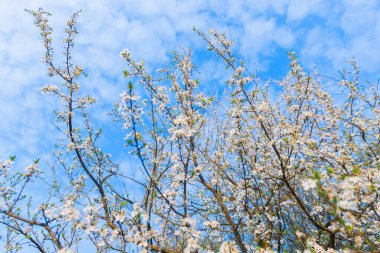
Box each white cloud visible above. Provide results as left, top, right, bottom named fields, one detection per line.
left=299, top=0, right=380, bottom=74
left=286, top=0, right=326, bottom=22
left=240, top=17, right=294, bottom=57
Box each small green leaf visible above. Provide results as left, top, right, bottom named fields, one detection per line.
left=128, top=81, right=134, bottom=90
left=317, top=189, right=327, bottom=198
left=346, top=225, right=354, bottom=233
left=313, top=170, right=321, bottom=180
left=332, top=196, right=338, bottom=205
left=152, top=189, right=157, bottom=199
left=327, top=167, right=334, bottom=174
left=136, top=213, right=141, bottom=222
left=352, top=166, right=361, bottom=175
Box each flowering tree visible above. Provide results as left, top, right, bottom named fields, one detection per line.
left=1, top=9, right=379, bottom=253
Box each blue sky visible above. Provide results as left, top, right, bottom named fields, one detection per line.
left=1, top=0, right=380, bottom=172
